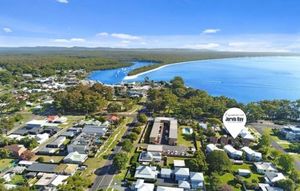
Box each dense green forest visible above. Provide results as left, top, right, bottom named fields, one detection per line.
left=0, top=47, right=295, bottom=81
left=146, top=76, right=300, bottom=123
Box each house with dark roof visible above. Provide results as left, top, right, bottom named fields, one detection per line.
left=27, top=163, right=58, bottom=173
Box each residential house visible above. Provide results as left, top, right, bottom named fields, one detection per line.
left=238, top=169, right=251, bottom=177
left=138, top=151, right=162, bottom=163
left=157, top=186, right=184, bottom=191
left=241, top=146, right=262, bottom=161
left=26, top=120, right=47, bottom=129
left=67, top=133, right=95, bottom=154
left=224, top=144, right=243, bottom=159
left=134, top=166, right=158, bottom=180
left=178, top=180, right=191, bottom=190
left=63, top=151, right=88, bottom=164
left=174, top=160, right=185, bottom=168
left=206, top=144, right=223, bottom=153
left=175, top=168, right=190, bottom=181
left=82, top=125, right=108, bottom=136
left=35, top=173, right=57, bottom=189
left=50, top=175, right=69, bottom=187
left=239, top=128, right=255, bottom=141
left=264, top=172, right=286, bottom=184
left=47, top=136, right=66, bottom=148
left=134, top=179, right=155, bottom=191
left=190, top=172, right=204, bottom=189
left=27, top=163, right=58, bottom=173
left=258, top=183, right=284, bottom=191
left=254, top=162, right=278, bottom=174
left=160, top=168, right=172, bottom=179
left=281, top=125, right=300, bottom=141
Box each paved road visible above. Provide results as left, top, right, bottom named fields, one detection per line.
left=250, top=123, right=300, bottom=170
left=91, top=114, right=139, bottom=191
left=90, top=146, right=122, bottom=191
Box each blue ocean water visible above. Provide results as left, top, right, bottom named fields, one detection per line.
left=88, top=57, right=300, bottom=103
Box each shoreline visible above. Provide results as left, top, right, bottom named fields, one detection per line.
left=89, top=55, right=300, bottom=82
left=122, top=56, right=269, bottom=80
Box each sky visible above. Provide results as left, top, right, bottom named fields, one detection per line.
left=0, top=0, right=300, bottom=52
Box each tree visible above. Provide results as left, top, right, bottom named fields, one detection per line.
left=277, top=154, right=294, bottom=173
left=185, top=150, right=207, bottom=172
left=132, top=127, right=142, bottom=134
left=289, top=143, right=300, bottom=153
left=209, top=172, right=222, bottom=191
left=137, top=113, right=148, bottom=124
left=113, top=152, right=128, bottom=172
left=0, top=148, right=11, bottom=158
left=121, top=139, right=133, bottom=152
left=275, top=179, right=296, bottom=191
left=127, top=132, right=138, bottom=141
left=58, top=173, right=91, bottom=191
left=258, top=132, right=271, bottom=148
left=290, top=170, right=300, bottom=184
left=206, top=150, right=232, bottom=174
left=258, top=132, right=271, bottom=155
left=107, top=102, right=122, bottom=113
left=19, top=137, right=38, bottom=150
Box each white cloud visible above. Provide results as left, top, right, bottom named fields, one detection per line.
left=56, top=0, right=69, bottom=3
left=111, top=33, right=141, bottom=40
left=96, top=32, right=109, bottom=36
left=54, top=38, right=69, bottom=43
left=70, top=38, right=85, bottom=42
left=3, top=27, right=12, bottom=33
left=53, top=38, right=85, bottom=43
left=121, top=40, right=131, bottom=44
left=228, top=42, right=248, bottom=47
left=183, top=43, right=220, bottom=49
left=202, top=28, right=220, bottom=34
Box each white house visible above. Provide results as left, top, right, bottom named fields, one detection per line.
left=160, top=168, right=172, bottom=179
left=175, top=168, right=190, bottom=181
left=206, top=144, right=223, bottom=153
left=254, top=162, right=278, bottom=174
left=26, top=120, right=47, bottom=128
left=134, top=179, right=154, bottom=191
left=190, top=172, right=204, bottom=189
left=258, top=183, right=283, bottom=191
left=173, top=160, right=185, bottom=167
left=238, top=169, right=251, bottom=177
left=134, top=166, right=158, bottom=180
left=265, top=172, right=286, bottom=184
left=139, top=151, right=162, bottom=163
left=223, top=145, right=243, bottom=159
left=157, top=186, right=184, bottom=191
left=178, top=180, right=191, bottom=190
left=63, top=152, right=88, bottom=164
left=241, top=146, right=262, bottom=161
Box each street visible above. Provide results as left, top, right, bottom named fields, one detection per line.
left=250, top=122, right=300, bottom=170
left=90, top=109, right=140, bottom=191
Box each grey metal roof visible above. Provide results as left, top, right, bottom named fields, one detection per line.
left=27, top=163, right=58, bottom=173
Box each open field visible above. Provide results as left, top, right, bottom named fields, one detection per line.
left=178, top=126, right=194, bottom=148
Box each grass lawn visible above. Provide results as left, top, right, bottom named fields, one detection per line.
left=0, top=159, right=14, bottom=171
left=81, top=157, right=107, bottom=183
left=264, top=128, right=291, bottom=149
left=10, top=175, right=26, bottom=185
left=219, top=163, right=263, bottom=191
left=178, top=126, right=194, bottom=148
left=31, top=155, right=64, bottom=163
